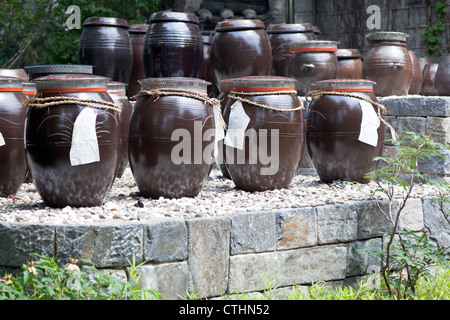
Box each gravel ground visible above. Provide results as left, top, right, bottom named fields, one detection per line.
left=0, top=166, right=441, bottom=225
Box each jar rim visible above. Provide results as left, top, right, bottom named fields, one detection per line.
left=129, top=24, right=149, bottom=33
left=26, top=64, right=93, bottom=78
left=311, top=79, right=376, bottom=91
left=149, top=11, right=199, bottom=24
left=83, top=17, right=130, bottom=28
left=139, top=77, right=210, bottom=92
left=266, top=23, right=314, bottom=34
left=34, top=74, right=109, bottom=93
left=219, top=76, right=297, bottom=92
left=290, top=40, right=339, bottom=52
left=215, top=19, right=265, bottom=32
left=366, top=31, right=409, bottom=42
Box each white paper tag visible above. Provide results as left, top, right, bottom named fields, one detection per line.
left=358, top=100, right=380, bottom=147
left=0, top=132, right=5, bottom=147
left=213, top=104, right=225, bottom=157
left=69, top=107, right=100, bottom=166
left=224, top=101, right=250, bottom=150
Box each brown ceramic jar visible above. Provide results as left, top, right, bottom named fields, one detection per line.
left=336, top=49, right=363, bottom=79
left=26, top=64, right=93, bottom=81
left=266, top=23, right=316, bottom=77
left=421, top=63, right=438, bottom=96
left=306, top=79, right=384, bottom=183
left=25, top=75, right=121, bottom=207
left=210, top=19, right=273, bottom=90
left=408, top=51, right=423, bottom=95
left=201, top=34, right=219, bottom=97
left=289, top=40, right=339, bottom=96
left=362, top=32, right=413, bottom=96
left=128, top=24, right=149, bottom=97
left=79, top=17, right=133, bottom=84
left=418, top=57, right=434, bottom=73
left=128, top=78, right=214, bottom=199
left=219, top=76, right=305, bottom=191
left=435, top=54, right=450, bottom=96
left=0, top=77, right=28, bottom=196
left=107, top=81, right=132, bottom=178
left=143, top=12, right=203, bottom=79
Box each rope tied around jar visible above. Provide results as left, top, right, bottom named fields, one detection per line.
left=23, top=96, right=122, bottom=113
left=227, top=90, right=304, bottom=112
left=305, top=90, right=398, bottom=141
left=131, top=88, right=227, bottom=129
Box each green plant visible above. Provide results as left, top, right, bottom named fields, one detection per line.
left=359, top=131, right=450, bottom=299
left=0, top=253, right=163, bottom=300
left=422, top=0, right=448, bottom=60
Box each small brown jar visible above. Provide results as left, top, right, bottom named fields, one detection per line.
left=107, top=81, right=132, bottom=178
left=336, top=49, right=363, bottom=79
left=435, top=54, right=450, bottom=96
left=0, top=77, right=28, bottom=196
left=266, top=23, right=316, bottom=77
left=421, top=63, right=438, bottom=96
left=306, top=79, right=384, bottom=183
left=408, top=51, right=423, bottom=95
left=128, top=78, right=215, bottom=199
left=219, top=76, right=305, bottom=191
left=25, top=75, right=121, bottom=207
left=362, top=32, right=412, bottom=96
left=289, top=40, right=339, bottom=95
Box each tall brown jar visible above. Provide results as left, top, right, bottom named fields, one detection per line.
left=289, top=40, right=339, bottom=96
left=107, top=81, right=132, bottom=178
left=266, top=23, right=316, bottom=77
left=306, top=79, right=384, bottom=183
left=219, top=76, right=305, bottom=191
left=363, top=32, right=412, bottom=96
left=25, top=75, right=121, bottom=207
left=201, top=34, right=219, bottom=97
left=0, top=77, right=28, bottom=196
left=408, top=51, right=423, bottom=95
left=143, top=12, right=203, bottom=79
left=435, top=54, right=450, bottom=96
left=128, top=78, right=215, bottom=199
left=128, top=24, right=149, bottom=97
left=336, top=49, right=363, bottom=79
left=210, top=19, right=273, bottom=90
left=79, top=17, right=133, bottom=84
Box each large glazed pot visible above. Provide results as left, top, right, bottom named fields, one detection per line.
left=79, top=17, right=133, bottom=84
left=128, top=77, right=215, bottom=199
left=435, top=54, right=450, bottom=96
left=25, top=75, right=121, bottom=207
left=143, top=12, right=203, bottom=79
left=26, top=64, right=93, bottom=81
left=210, top=19, right=272, bottom=90
left=128, top=24, right=149, bottom=97
left=266, top=23, right=316, bottom=77
left=362, top=32, right=412, bottom=96
left=408, top=51, right=423, bottom=95
left=107, top=81, right=132, bottom=178
left=421, top=63, right=438, bottom=96
left=289, top=40, right=339, bottom=96
left=306, top=79, right=384, bottom=183
left=336, top=49, right=363, bottom=79
left=219, top=76, right=305, bottom=191
left=0, top=77, right=28, bottom=196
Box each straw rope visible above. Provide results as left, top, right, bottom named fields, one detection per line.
left=24, top=96, right=122, bottom=113
left=227, top=90, right=304, bottom=112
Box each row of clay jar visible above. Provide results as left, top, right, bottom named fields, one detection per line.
left=75, top=11, right=450, bottom=99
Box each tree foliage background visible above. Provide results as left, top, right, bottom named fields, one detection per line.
left=0, top=0, right=168, bottom=69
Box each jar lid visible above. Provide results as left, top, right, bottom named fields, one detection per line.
left=215, top=19, right=265, bottom=32
left=0, top=76, right=24, bottom=91
left=107, top=81, right=127, bottom=93
left=266, top=23, right=314, bottom=34
left=0, top=68, right=28, bottom=81
left=336, top=49, right=361, bottom=59
left=22, top=82, right=36, bottom=93
left=26, top=64, right=93, bottom=79
left=290, top=40, right=339, bottom=53
left=311, top=79, right=376, bottom=92
left=139, top=77, right=210, bottom=93
left=149, top=11, right=199, bottom=24
left=129, top=24, right=149, bottom=33
left=366, top=31, right=409, bottom=43
left=83, top=17, right=130, bottom=28
left=219, top=76, right=297, bottom=92
left=34, top=74, right=109, bottom=93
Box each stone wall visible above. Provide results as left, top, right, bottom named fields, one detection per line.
left=0, top=195, right=448, bottom=299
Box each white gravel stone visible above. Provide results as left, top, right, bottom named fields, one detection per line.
left=0, top=166, right=442, bottom=225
